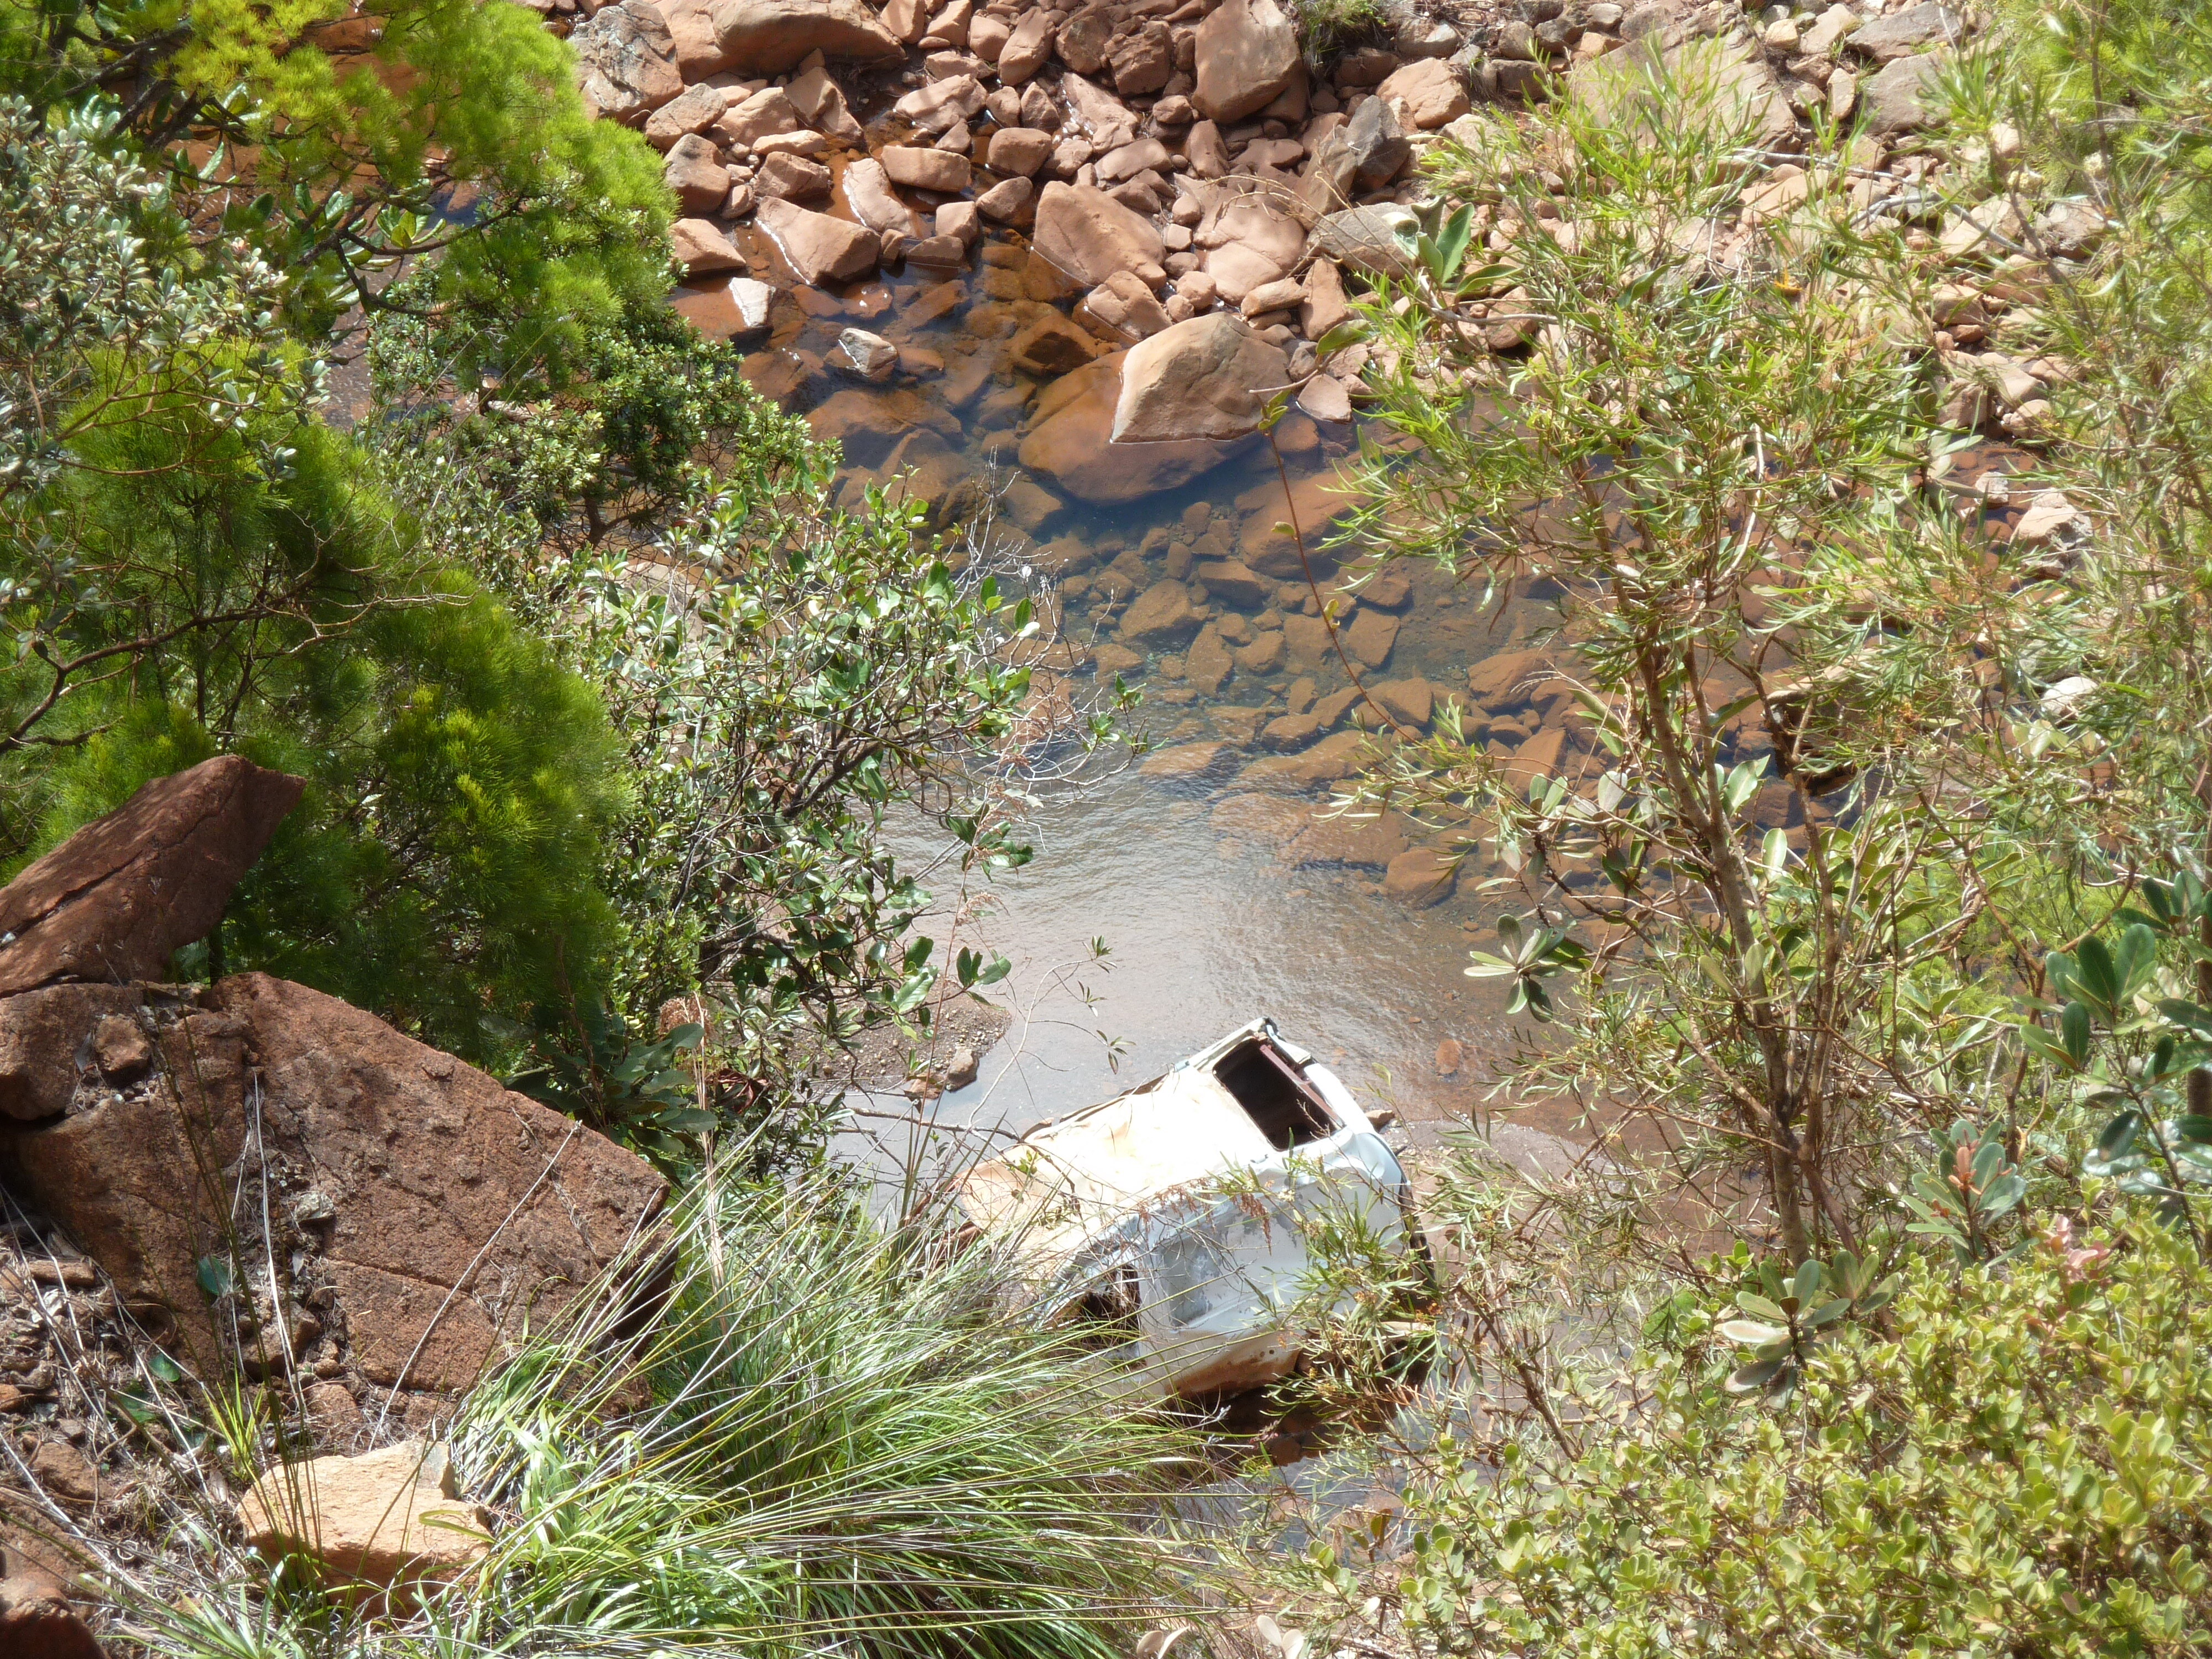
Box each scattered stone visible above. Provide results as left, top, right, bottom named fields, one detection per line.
left=1241, top=276, right=1305, bottom=319
left=0, top=1573, right=101, bottom=1659
left=997, top=11, right=1055, bottom=82
left=1860, top=49, right=1946, bottom=134
left=1297, top=373, right=1353, bottom=424
left=1295, top=254, right=1353, bottom=340
left=895, top=72, right=987, bottom=134
left=1370, top=677, right=1434, bottom=727
left=843, top=158, right=921, bottom=235
left=755, top=197, right=881, bottom=285
left=832, top=327, right=899, bottom=380
left=1849, top=1, right=1959, bottom=61
left=1313, top=203, right=1420, bottom=280
left=1193, top=558, right=1271, bottom=607
left=1031, top=182, right=1166, bottom=289
left=571, top=0, right=683, bottom=124
left=937, top=200, right=982, bottom=245
left=1434, top=1037, right=1464, bottom=1075
left=1343, top=608, right=1400, bottom=671
left=1375, top=57, right=1469, bottom=129
left=1076, top=271, right=1172, bottom=343
left=787, top=62, right=865, bottom=143
left=1062, top=72, right=1141, bottom=148
left=975, top=175, right=1034, bottom=221
left=677, top=273, right=775, bottom=341
left=643, top=81, right=731, bottom=150
left=238, top=1442, right=491, bottom=1591
left=1384, top=847, right=1457, bottom=906
left=28, top=1442, right=97, bottom=1504
left=944, top=1044, right=980, bottom=1090
left=1010, top=311, right=1099, bottom=377
left=716, top=85, right=801, bottom=147
left=755, top=149, right=832, bottom=201
left=882, top=144, right=972, bottom=192
left=2012, top=489, right=2084, bottom=545
left=663, top=133, right=731, bottom=212
left=1018, top=356, right=1256, bottom=503
left=1572, top=32, right=1795, bottom=152
left=1800, top=2, right=1861, bottom=56
left=1138, top=739, right=1234, bottom=780
left=1194, top=0, right=1301, bottom=122
left=987, top=126, right=1055, bottom=175
left=1119, top=580, right=1205, bottom=645
left=2039, top=675, right=2098, bottom=721
left=670, top=217, right=747, bottom=274
left=1112, top=313, right=1292, bottom=444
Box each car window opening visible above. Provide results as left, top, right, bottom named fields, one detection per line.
left=1215, top=1039, right=1337, bottom=1150
left=1070, top=1261, right=1141, bottom=1348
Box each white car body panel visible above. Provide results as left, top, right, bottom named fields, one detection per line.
left=956, top=1019, right=1415, bottom=1397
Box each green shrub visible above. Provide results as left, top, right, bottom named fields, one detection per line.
left=1306, top=1218, right=2212, bottom=1657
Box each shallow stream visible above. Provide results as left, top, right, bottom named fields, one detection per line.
left=684, top=208, right=1605, bottom=1170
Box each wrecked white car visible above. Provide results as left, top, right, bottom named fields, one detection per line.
left=956, top=1019, right=1421, bottom=1398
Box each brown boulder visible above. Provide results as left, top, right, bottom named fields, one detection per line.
left=0, top=756, right=300, bottom=998
left=693, top=0, right=900, bottom=75
left=670, top=217, right=747, bottom=274
left=755, top=197, right=881, bottom=285
left=881, top=145, right=972, bottom=192
left=571, top=0, right=684, bottom=123
left=238, top=1442, right=490, bottom=1592
left=1112, top=313, right=1290, bottom=444
left=997, top=12, right=1055, bottom=82
left=841, top=158, right=921, bottom=235
left=1076, top=271, right=1172, bottom=343
left=663, top=133, right=731, bottom=212
left=0, top=972, right=666, bottom=1391
left=1194, top=0, right=1300, bottom=122
left=1376, top=56, right=1469, bottom=128
left=986, top=126, right=1055, bottom=175
left=643, top=81, right=731, bottom=149
left=1016, top=355, right=1257, bottom=504
left=0, top=1573, right=101, bottom=1659
left=1031, top=182, right=1165, bottom=289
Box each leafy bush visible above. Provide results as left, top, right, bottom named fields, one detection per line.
left=1298, top=1218, right=2212, bottom=1657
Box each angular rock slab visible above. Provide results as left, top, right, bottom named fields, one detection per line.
left=1031, top=181, right=1165, bottom=289
left=238, top=1441, right=491, bottom=1591
left=755, top=196, right=882, bottom=285
left=0, top=972, right=666, bottom=1391
left=1112, top=312, right=1291, bottom=444
left=695, top=0, right=900, bottom=75
left=0, top=755, right=301, bottom=997
left=1194, top=0, right=1300, bottom=122
left=1018, top=354, right=1256, bottom=504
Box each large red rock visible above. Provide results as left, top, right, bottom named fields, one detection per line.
left=692, top=0, right=901, bottom=75
left=571, top=0, right=685, bottom=123
left=0, top=755, right=301, bottom=997
left=1112, top=312, right=1291, bottom=443
left=1017, top=354, right=1256, bottom=504
left=755, top=197, right=881, bottom=285
left=1193, top=0, right=1300, bottom=122
left=0, top=973, right=666, bottom=1393
left=1031, top=182, right=1165, bottom=289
